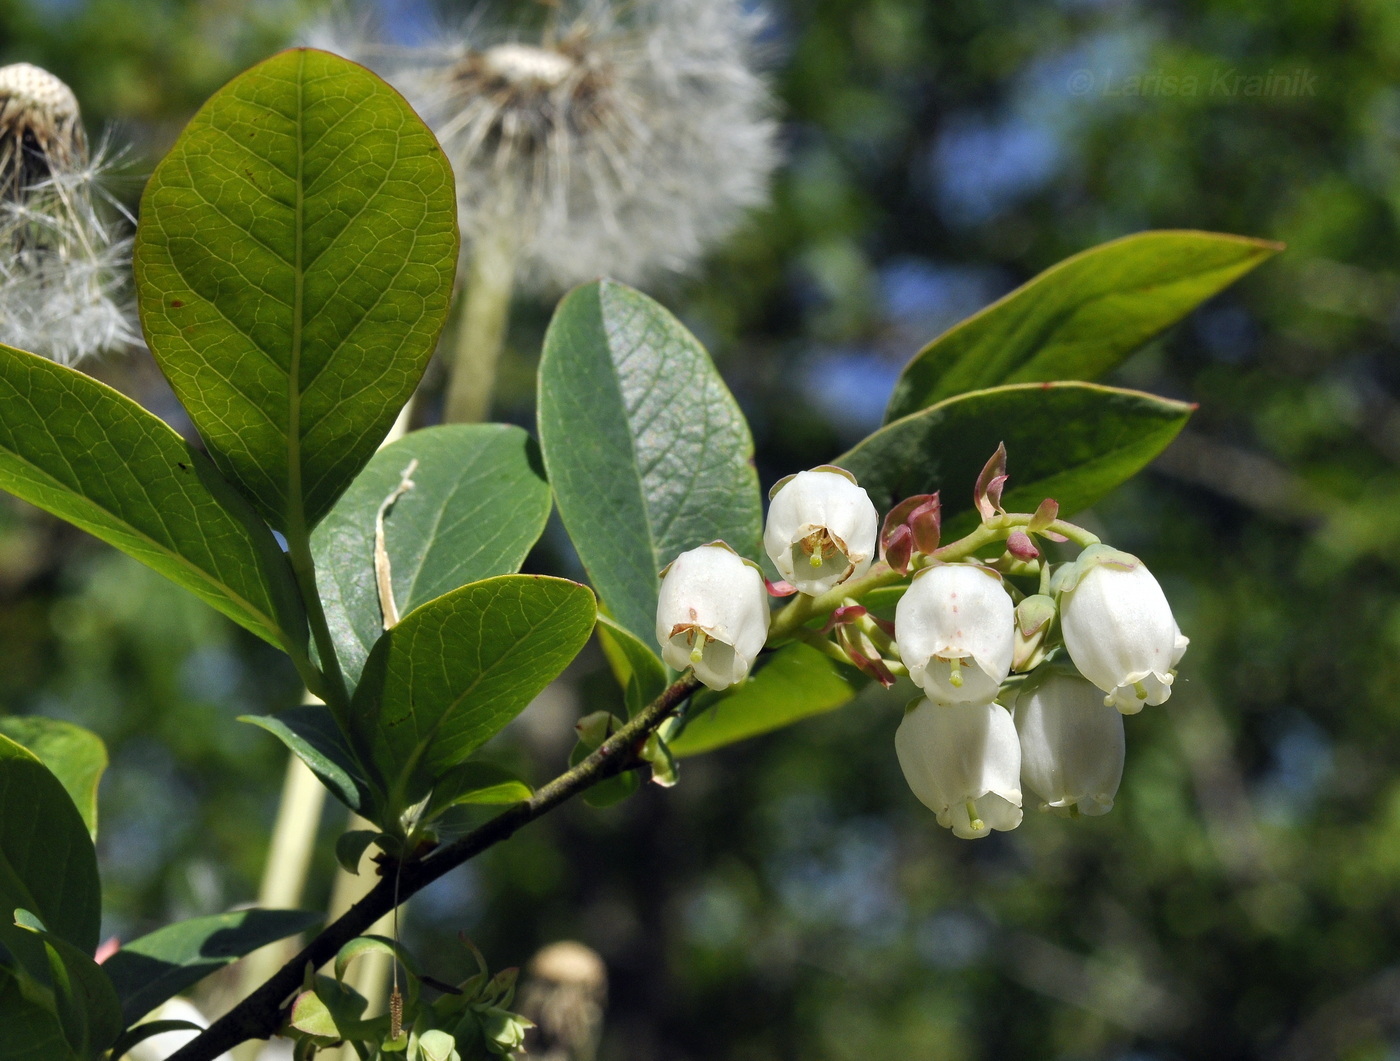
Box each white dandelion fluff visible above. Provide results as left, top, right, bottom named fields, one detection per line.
left=0, top=62, right=136, bottom=366
left=314, top=0, right=780, bottom=292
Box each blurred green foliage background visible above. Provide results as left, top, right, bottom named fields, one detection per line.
left=4, top=0, right=1400, bottom=1058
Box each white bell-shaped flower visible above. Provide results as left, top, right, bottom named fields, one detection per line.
left=1058, top=545, right=1181, bottom=714
left=1013, top=670, right=1125, bottom=816
left=895, top=699, right=1023, bottom=839
left=894, top=563, right=1014, bottom=703
left=763, top=467, right=879, bottom=595
left=656, top=543, right=769, bottom=690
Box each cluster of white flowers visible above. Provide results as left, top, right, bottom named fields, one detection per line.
left=655, top=462, right=1188, bottom=841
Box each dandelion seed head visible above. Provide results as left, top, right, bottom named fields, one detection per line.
left=0, top=62, right=88, bottom=199
left=313, top=0, right=780, bottom=292
left=0, top=64, right=135, bottom=365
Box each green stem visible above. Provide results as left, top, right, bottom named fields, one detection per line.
left=443, top=229, right=517, bottom=424
left=285, top=529, right=351, bottom=730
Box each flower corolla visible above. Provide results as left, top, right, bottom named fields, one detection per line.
left=1013, top=670, right=1125, bottom=816
left=656, top=543, right=768, bottom=690
left=895, top=698, right=1023, bottom=839
left=763, top=467, right=878, bottom=596
left=894, top=563, right=1014, bottom=703
left=1058, top=545, right=1183, bottom=714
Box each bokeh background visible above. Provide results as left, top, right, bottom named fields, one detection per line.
left=3, top=1, right=1399, bottom=1058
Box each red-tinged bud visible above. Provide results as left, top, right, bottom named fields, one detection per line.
left=839, top=630, right=897, bottom=687
left=884, top=524, right=914, bottom=574
left=974, top=443, right=1008, bottom=521
left=882, top=494, right=932, bottom=546
left=766, top=578, right=798, bottom=597
left=1028, top=496, right=1060, bottom=533
left=1006, top=530, right=1039, bottom=560
left=910, top=495, right=941, bottom=554
left=819, top=604, right=868, bottom=635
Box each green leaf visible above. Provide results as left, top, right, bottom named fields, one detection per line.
left=569, top=736, right=639, bottom=809
left=538, top=280, right=762, bottom=646
left=333, top=830, right=387, bottom=875
left=596, top=613, right=668, bottom=718
left=0, top=344, right=306, bottom=653
left=333, top=934, right=420, bottom=984
left=240, top=706, right=371, bottom=814
left=667, top=642, right=862, bottom=757
left=102, top=908, right=321, bottom=1026
left=0, top=735, right=99, bottom=955
left=0, top=971, right=76, bottom=1061
left=313, top=424, right=552, bottom=688
left=134, top=48, right=459, bottom=532
left=839, top=382, right=1194, bottom=532
left=350, top=576, right=596, bottom=811
left=421, top=762, right=533, bottom=822
left=0, top=923, right=121, bottom=1057
left=0, top=718, right=106, bottom=839
left=885, top=230, right=1281, bottom=420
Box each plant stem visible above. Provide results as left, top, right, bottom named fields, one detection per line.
left=285, top=530, right=350, bottom=731
left=165, top=674, right=702, bottom=1061
left=442, top=229, right=516, bottom=424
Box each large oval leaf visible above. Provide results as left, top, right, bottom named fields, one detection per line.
left=0, top=718, right=106, bottom=839
left=0, top=345, right=305, bottom=653
left=313, top=424, right=552, bottom=688
left=884, top=230, right=1280, bottom=420
left=103, top=908, right=321, bottom=1026
left=0, top=735, right=100, bottom=955
left=841, top=382, right=1193, bottom=532
left=538, top=280, right=762, bottom=647
left=350, top=575, right=596, bottom=810
left=135, top=48, right=459, bottom=532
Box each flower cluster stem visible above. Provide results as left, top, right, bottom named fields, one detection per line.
left=164, top=673, right=702, bottom=1061
left=767, top=513, right=1098, bottom=643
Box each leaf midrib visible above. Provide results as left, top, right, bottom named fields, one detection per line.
left=285, top=50, right=307, bottom=536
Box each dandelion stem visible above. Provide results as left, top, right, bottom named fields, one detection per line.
left=443, top=227, right=516, bottom=424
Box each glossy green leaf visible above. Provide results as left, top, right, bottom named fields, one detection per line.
left=0, top=973, right=80, bottom=1061
left=538, top=280, right=762, bottom=646
left=240, top=706, right=371, bottom=814
left=102, top=908, right=321, bottom=1026
left=0, top=344, right=306, bottom=653
left=0, top=922, right=121, bottom=1057
left=596, top=613, right=669, bottom=717
left=313, top=424, right=552, bottom=688
left=840, top=382, right=1194, bottom=532
left=885, top=230, right=1281, bottom=420
left=421, top=762, right=533, bottom=821
left=0, top=718, right=106, bottom=838
left=135, top=48, right=459, bottom=531
left=350, top=575, right=596, bottom=809
left=667, top=642, right=862, bottom=757
left=0, top=735, right=99, bottom=955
